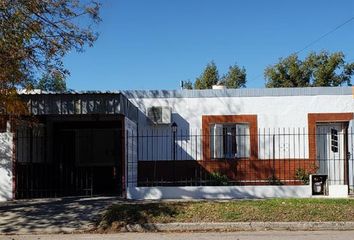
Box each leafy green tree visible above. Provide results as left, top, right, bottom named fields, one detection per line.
left=265, top=51, right=354, bottom=88
left=36, top=71, right=67, bottom=92
left=0, top=0, right=100, bottom=114
left=194, top=61, right=219, bottom=89
left=221, top=64, right=247, bottom=88
left=182, top=80, right=193, bottom=90
left=307, top=51, right=353, bottom=87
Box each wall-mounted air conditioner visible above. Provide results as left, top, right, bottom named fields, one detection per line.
left=147, top=106, right=172, bottom=124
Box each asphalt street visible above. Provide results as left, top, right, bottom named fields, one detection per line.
left=1, top=231, right=354, bottom=240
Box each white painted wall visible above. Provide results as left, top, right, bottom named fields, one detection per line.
left=129, top=94, right=353, bottom=161
left=0, top=132, right=13, bottom=201
left=328, top=185, right=349, bottom=198
left=127, top=185, right=312, bottom=200
left=130, top=95, right=353, bottom=129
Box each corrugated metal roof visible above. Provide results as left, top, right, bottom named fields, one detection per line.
left=18, top=89, right=121, bottom=95
left=19, top=90, right=139, bottom=121
left=123, top=86, right=353, bottom=99
left=19, top=86, right=353, bottom=98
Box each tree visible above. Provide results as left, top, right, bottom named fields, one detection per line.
left=182, top=80, right=193, bottom=90
left=194, top=61, right=219, bottom=89
left=36, top=71, right=67, bottom=92
left=265, top=51, right=354, bottom=88
left=307, top=51, right=353, bottom=87
left=221, top=64, right=247, bottom=88
left=0, top=0, right=101, bottom=114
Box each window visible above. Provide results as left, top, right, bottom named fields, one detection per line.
left=331, top=128, right=339, bottom=153
left=210, top=123, right=250, bottom=159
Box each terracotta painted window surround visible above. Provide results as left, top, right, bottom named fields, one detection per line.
left=308, top=112, right=354, bottom=160
left=202, top=115, right=258, bottom=161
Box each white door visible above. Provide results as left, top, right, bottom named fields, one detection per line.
left=316, top=123, right=346, bottom=185
left=348, top=121, right=354, bottom=194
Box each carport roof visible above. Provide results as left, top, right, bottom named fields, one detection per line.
left=20, top=91, right=138, bottom=121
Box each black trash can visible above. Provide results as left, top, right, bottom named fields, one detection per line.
left=311, top=175, right=328, bottom=195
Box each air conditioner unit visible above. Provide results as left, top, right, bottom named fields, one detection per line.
left=147, top=106, right=171, bottom=124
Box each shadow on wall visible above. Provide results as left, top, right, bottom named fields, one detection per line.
left=136, top=107, right=190, bottom=134
left=0, top=133, right=13, bottom=201
left=127, top=185, right=311, bottom=200
left=137, top=158, right=315, bottom=187
left=128, top=186, right=253, bottom=200
left=138, top=113, right=190, bottom=133
left=171, top=113, right=190, bottom=136
left=136, top=112, right=194, bottom=161
left=137, top=160, right=247, bottom=186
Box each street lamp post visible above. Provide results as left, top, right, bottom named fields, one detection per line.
left=171, top=122, right=178, bottom=184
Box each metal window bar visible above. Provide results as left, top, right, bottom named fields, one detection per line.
left=14, top=126, right=354, bottom=196
left=126, top=127, right=354, bottom=190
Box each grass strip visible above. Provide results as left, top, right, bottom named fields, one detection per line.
left=99, top=198, right=354, bottom=228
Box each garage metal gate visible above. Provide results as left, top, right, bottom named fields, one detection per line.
left=14, top=121, right=123, bottom=199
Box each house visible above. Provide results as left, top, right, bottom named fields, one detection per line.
left=0, top=86, right=353, bottom=201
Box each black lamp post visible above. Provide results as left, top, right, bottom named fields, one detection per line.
left=171, top=122, right=178, bottom=184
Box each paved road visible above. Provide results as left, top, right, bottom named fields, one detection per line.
left=0, top=196, right=123, bottom=234
left=1, top=231, right=354, bottom=240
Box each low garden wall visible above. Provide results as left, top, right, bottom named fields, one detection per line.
left=127, top=185, right=312, bottom=200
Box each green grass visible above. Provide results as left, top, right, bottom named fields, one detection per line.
left=99, top=199, right=354, bottom=228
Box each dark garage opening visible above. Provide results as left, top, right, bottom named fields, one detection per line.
left=15, top=115, right=124, bottom=199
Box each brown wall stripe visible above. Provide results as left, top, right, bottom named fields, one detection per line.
left=202, top=115, right=258, bottom=161
left=308, top=113, right=353, bottom=160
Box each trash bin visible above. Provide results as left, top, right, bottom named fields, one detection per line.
left=311, top=175, right=327, bottom=195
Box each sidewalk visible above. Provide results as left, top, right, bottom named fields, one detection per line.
left=1, top=197, right=354, bottom=234
left=0, top=196, right=123, bottom=234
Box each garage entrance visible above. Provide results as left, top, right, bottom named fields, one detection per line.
left=15, top=115, right=125, bottom=199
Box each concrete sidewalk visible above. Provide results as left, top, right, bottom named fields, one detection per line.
left=0, top=196, right=123, bottom=234
left=1, top=197, right=354, bottom=235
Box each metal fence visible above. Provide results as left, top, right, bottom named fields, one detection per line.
left=14, top=127, right=123, bottom=199
left=13, top=125, right=354, bottom=198
left=127, top=126, right=354, bottom=192
left=15, top=163, right=93, bottom=199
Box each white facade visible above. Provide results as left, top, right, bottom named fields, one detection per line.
left=127, top=88, right=353, bottom=162
left=1, top=87, right=353, bottom=201
left=129, top=94, right=352, bottom=129
left=125, top=87, right=354, bottom=199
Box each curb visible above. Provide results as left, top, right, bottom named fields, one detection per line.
left=0, top=226, right=92, bottom=235
left=3, top=222, right=354, bottom=235
left=122, top=222, right=354, bottom=232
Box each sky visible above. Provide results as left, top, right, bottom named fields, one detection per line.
left=64, top=0, right=354, bottom=91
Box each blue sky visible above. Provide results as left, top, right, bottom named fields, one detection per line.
left=64, top=0, right=354, bottom=90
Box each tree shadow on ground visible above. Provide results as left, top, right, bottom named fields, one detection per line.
left=0, top=196, right=125, bottom=234
left=100, top=202, right=178, bottom=231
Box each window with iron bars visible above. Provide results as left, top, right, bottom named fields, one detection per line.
left=210, top=123, right=250, bottom=159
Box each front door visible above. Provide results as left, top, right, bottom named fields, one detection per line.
left=316, top=123, right=347, bottom=185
